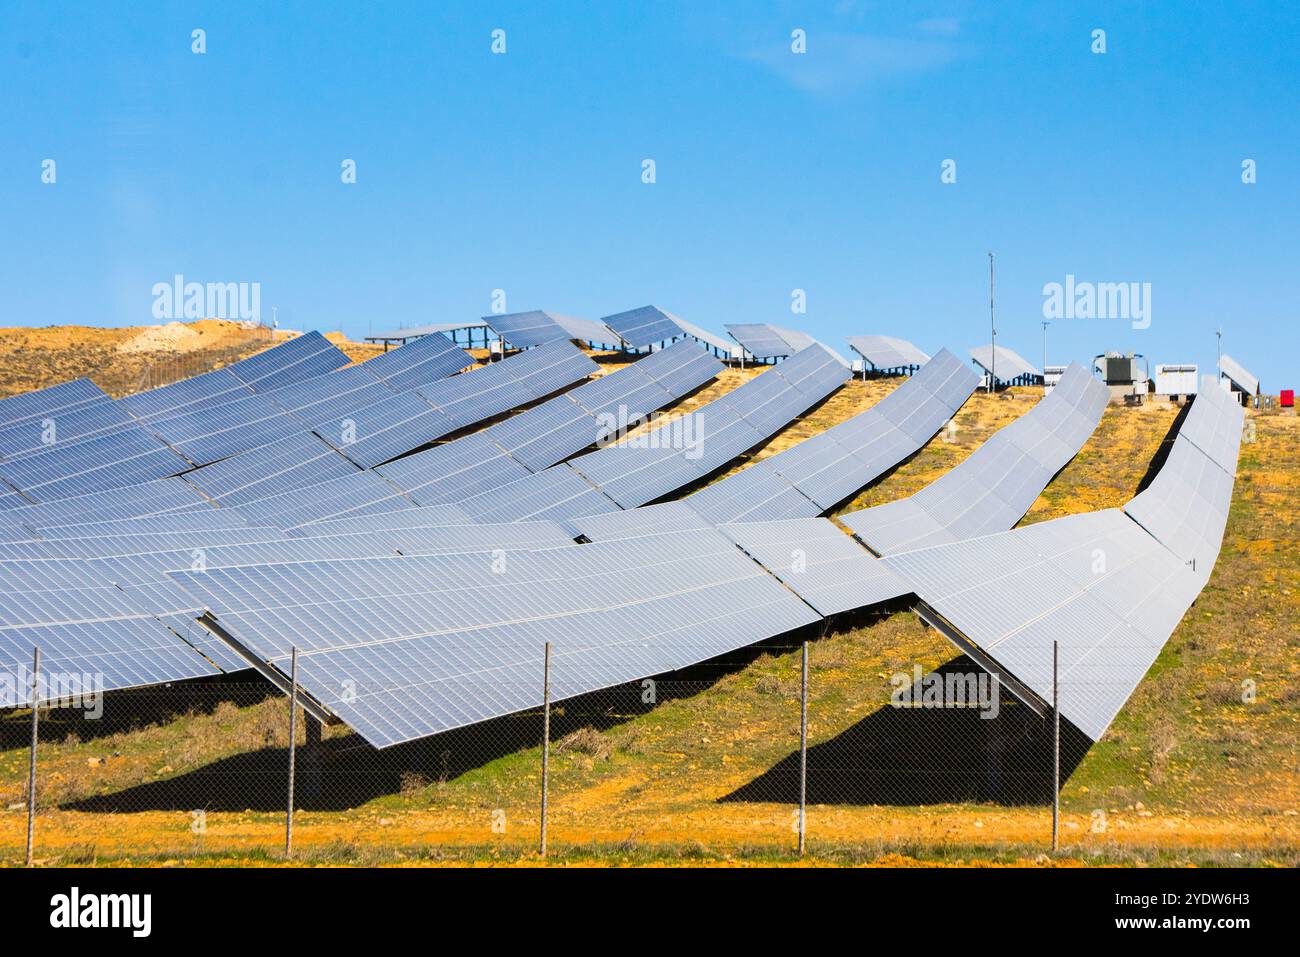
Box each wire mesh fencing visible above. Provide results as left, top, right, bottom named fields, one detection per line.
left=1, top=639, right=1292, bottom=865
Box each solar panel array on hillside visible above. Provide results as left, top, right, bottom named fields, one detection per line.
left=842, top=362, right=1109, bottom=553
left=688, top=349, right=977, bottom=523
left=884, top=377, right=1243, bottom=740
left=725, top=323, right=797, bottom=359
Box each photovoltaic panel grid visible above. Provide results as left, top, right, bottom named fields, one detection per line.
left=688, top=348, right=977, bottom=523
left=846, top=335, right=931, bottom=371
left=725, top=323, right=798, bottom=359
left=718, top=518, right=910, bottom=616
left=0, top=425, right=191, bottom=503
left=169, top=529, right=822, bottom=747
left=183, top=433, right=359, bottom=506
left=883, top=377, right=1244, bottom=741
left=316, top=341, right=598, bottom=469
left=0, top=392, right=137, bottom=460
left=841, top=362, right=1108, bottom=553
left=0, top=477, right=207, bottom=527
left=482, top=311, right=621, bottom=349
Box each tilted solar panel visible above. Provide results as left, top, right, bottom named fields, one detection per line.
left=842, top=362, right=1106, bottom=553
left=0, top=477, right=207, bottom=527
left=313, top=391, right=457, bottom=470
left=846, top=335, right=931, bottom=371
left=481, top=310, right=573, bottom=349
left=0, top=378, right=109, bottom=429
left=478, top=396, right=601, bottom=473
left=233, top=469, right=413, bottom=532
left=883, top=377, right=1244, bottom=741
left=0, top=426, right=190, bottom=502
left=1217, top=354, right=1258, bottom=396
left=599, top=305, right=684, bottom=347
left=455, top=465, right=620, bottom=532
left=567, top=501, right=713, bottom=542
left=0, top=397, right=138, bottom=460
left=725, top=323, right=793, bottom=359
left=376, top=431, right=531, bottom=505
left=118, top=367, right=256, bottom=421
left=718, top=518, right=910, bottom=616
left=969, top=344, right=1040, bottom=383
left=29, top=509, right=250, bottom=540
left=169, top=530, right=821, bottom=747
left=356, top=333, right=475, bottom=392
left=291, top=504, right=474, bottom=537
left=227, top=330, right=350, bottom=391
left=182, top=432, right=359, bottom=506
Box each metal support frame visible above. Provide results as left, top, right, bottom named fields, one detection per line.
left=1052, top=639, right=1060, bottom=853
left=798, top=641, right=808, bottom=855
left=26, top=646, right=39, bottom=867
left=540, top=642, right=551, bottom=857
left=286, top=646, right=298, bottom=858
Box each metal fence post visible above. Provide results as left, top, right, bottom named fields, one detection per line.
left=26, top=646, right=40, bottom=867
left=1052, top=639, right=1060, bottom=853
left=540, top=641, right=551, bottom=858
left=799, top=641, right=808, bottom=855
left=286, top=646, right=298, bottom=859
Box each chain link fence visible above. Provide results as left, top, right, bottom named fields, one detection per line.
left=2, top=636, right=1293, bottom=865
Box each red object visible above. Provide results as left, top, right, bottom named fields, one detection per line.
left=1282, top=389, right=1294, bottom=408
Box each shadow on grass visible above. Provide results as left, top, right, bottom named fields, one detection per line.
left=720, top=655, right=1094, bottom=807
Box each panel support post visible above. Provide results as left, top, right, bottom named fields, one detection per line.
left=286, top=646, right=298, bottom=859
left=540, top=641, right=551, bottom=858
left=26, top=646, right=39, bottom=867
left=1052, top=639, right=1060, bottom=853
left=798, top=641, right=808, bottom=856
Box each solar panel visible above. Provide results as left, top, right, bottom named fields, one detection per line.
left=29, top=509, right=250, bottom=540
left=568, top=501, right=713, bottom=542
left=313, top=390, right=457, bottom=470
left=631, top=339, right=724, bottom=396
left=1217, top=354, right=1258, bottom=395
left=772, top=343, right=853, bottom=399
left=0, top=600, right=221, bottom=707
left=883, top=377, right=1243, bottom=741
left=183, top=433, right=359, bottom=506
left=455, top=465, right=620, bottom=531
left=0, top=397, right=138, bottom=460
left=846, top=335, right=931, bottom=371
left=143, top=390, right=309, bottom=465
left=599, top=305, right=685, bottom=347
left=233, top=469, right=413, bottom=531
left=478, top=396, right=601, bottom=473
left=118, top=367, right=256, bottom=421
left=725, top=323, right=794, bottom=359
left=843, top=362, right=1107, bottom=553
left=357, top=333, right=475, bottom=392
left=376, top=431, right=531, bottom=505
left=969, top=344, right=1040, bottom=383
left=0, top=477, right=207, bottom=527
left=0, top=378, right=109, bottom=429
left=292, top=504, right=474, bottom=537
left=481, top=311, right=576, bottom=349
left=719, top=518, right=910, bottom=616
left=686, top=349, right=978, bottom=523
left=0, top=426, right=190, bottom=502
left=168, top=529, right=821, bottom=747
left=503, top=340, right=601, bottom=397
left=226, top=330, right=350, bottom=391
left=551, top=315, right=624, bottom=349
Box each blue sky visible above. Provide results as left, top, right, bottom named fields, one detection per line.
left=1, top=1, right=1296, bottom=389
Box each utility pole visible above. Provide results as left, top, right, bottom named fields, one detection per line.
left=1216, top=328, right=1223, bottom=384
left=988, top=252, right=997, bottom=393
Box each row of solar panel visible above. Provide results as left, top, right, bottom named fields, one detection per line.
left=841, top=362, right=1110, bottom=553
left=686, top=348, right=979, bottom=523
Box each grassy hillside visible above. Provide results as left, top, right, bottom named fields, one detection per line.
left=0, top=339, right=1294, bottom=867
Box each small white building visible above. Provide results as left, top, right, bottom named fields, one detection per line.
left=1154, top=363, right=1198, bottom=396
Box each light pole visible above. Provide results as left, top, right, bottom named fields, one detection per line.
left=1216, top=328, right=1223, bottom=384
left=988, top=252, right=996, bottom=393
left=1042, top=320, right=1050, bottom=392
